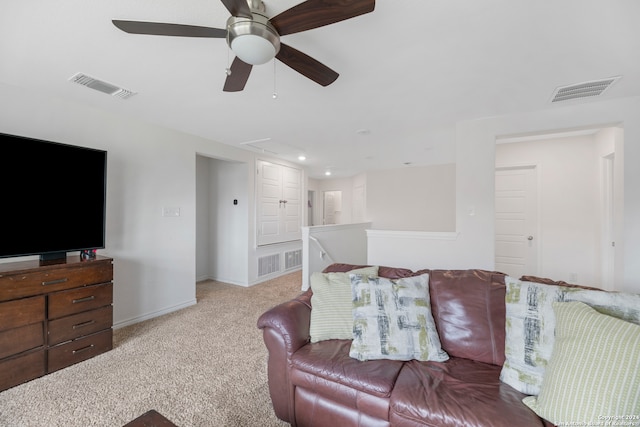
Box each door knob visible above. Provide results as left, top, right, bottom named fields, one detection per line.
left=527, top=236, right=534, bottom=241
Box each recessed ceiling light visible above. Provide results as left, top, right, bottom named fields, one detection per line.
left=298, top=155, right=306, bottom=161
left=325, top=171, right=332, bottom=176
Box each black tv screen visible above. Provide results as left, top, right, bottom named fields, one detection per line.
left=0, top=132, right=107, bottom=261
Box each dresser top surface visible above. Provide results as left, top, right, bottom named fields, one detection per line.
left=0, top=256, right=112, bottom=276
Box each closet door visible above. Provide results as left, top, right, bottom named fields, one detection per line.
left=281, top=166, right=301, bottom=241
left=257, top=161, right=301, bottom=246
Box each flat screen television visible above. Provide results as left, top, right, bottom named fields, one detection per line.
left=0, top=132, right=107, bottom=261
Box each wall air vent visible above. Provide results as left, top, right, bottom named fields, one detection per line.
left=69, top=73, right=137, bottom=99
left=285, top=249, right=302, bottom=270
left=258, top=253, right=280, bottom=277
left=550, top=76, right=621, bottom=103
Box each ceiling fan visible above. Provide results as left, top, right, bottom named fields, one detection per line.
left=112, top=0, right=375, bottom=92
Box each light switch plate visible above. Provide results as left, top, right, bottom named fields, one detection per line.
left=162, top=207, right=180, bottom=217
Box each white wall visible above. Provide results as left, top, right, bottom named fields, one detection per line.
left=369, top=96, right=640, bottom=294
left=310, top=164, right=456, bottom=231
left=301, top=222, right=372, bottom=290
left=367, top=230, right=461, bottom=271
left=496, top=134, right=604, bottom=285
left=0, top=82, right=290, bottom=327
left=366, top=164, right=456, bottom=231
left=308, top=177, right=355, bottom=225
left=198, top=157, right=249, bottom=286
left=199, top=155, right=304, bottom=287
left=457, top=96, right=639, bottom=293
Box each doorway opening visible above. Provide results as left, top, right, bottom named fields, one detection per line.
left=307, top=190, right=315, bottom=226
left=494, top=166, right=538, bottom=279
left=494, top=126, right=623, bottom=289
left=323, top=190, right=342, bottom=225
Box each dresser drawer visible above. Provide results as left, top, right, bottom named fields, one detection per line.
left=48, top=283, right=113, bottom=320
left=48, top=305, right=113, bottom=346
left=48, top=329, right=112, bottom=372
left=0, top=296, right=45, bottom=331
left=0, top=261, right=113, bottom=302
left=0, top=322, right=44, bottom=359
left=0, top=349, right=45, bottom=391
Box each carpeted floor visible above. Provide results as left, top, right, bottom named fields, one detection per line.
left=0, top=271, right=302, bottom=427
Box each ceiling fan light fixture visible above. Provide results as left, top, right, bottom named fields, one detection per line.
left=227, top=14, right=280, bottom=65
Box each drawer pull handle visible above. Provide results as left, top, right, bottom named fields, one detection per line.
left=42, top=278, right=68, bottom=286
left=72, top=344, right=94, bottom=355
left=72, top=295, right=96, bottom=304
left=72, top=320, right=96, bottom=329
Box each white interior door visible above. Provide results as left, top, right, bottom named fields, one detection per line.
left=323, top=192, right=335, bottom=224
left=281, top=166, right=301, bottom=241
left=257, top=161, right=282, bottom=245
left=495, top=167, right=538, bottom=278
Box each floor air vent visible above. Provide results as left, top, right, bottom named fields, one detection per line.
left=258, top=254, right=280, bottom=277
left=285, top=249, right=302, bottom=270
left=550, top=76, right=620, bottom=103
left=69, top=73, right=137, bottom=99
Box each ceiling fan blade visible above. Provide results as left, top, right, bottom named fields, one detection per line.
left=276, top=43, right=339, bottom=87
left=220, top=0, right=253, bottom=18
left=112, top=20, right=226, bottom=38
left=223, top=57, right=253, bottom=92
left=270, top=0, right=375, bottom=36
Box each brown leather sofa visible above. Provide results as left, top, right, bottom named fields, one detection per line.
left=257, top=264, right=556, bottom=427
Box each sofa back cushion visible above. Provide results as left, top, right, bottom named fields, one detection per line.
left=429, top=270, right=507, bottom=366
left=323, top=264, right=425, bottom=280
left=321, top=264, right=507, bottom=365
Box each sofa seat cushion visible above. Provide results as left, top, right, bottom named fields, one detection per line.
left=291, top=340, right=405, bottom=398
left=291, top=340, right=405, bottom=423
left=389, top=358, right=546, bottom=427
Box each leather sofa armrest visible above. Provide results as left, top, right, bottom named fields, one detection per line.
left=257, top=290, right=312, bottom=353
left=257, top=290, right=312, bottom=423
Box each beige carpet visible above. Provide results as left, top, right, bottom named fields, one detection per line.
left=0, top=272, right=302, bottom=427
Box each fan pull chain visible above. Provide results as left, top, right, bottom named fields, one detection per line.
left=272, top=58, right=278, bottom=99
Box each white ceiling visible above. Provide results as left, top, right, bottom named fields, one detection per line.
left=1, top=0, right=639, bottom=178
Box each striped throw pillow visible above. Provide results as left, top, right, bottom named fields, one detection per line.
left=309, top=266, right=379, bottom=343
left=523, top=301, right=640, bottom=425
left=500, top=277, right=640, bottom=395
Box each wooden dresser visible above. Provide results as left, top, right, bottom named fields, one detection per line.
left=0, top=255, right=113, bottom=391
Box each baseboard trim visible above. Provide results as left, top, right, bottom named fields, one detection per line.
left=249, top=267, right=301, bottom=287
left=113, top=298, right=197, bottom=329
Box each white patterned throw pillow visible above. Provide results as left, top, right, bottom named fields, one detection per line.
left=349, top=273, right=449, bottom=362
left=523, top=301, right=640, bottom=425
left=500, top=276, right=640, bottom=395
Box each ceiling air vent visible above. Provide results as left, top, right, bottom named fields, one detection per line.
left=69, top=73, right=137, bottom=99
left=550, top=76, right=621, bottom=103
